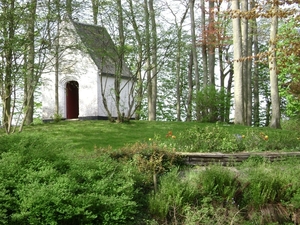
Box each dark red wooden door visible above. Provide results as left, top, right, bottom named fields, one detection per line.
left=66, top=81, right=79, bottom=119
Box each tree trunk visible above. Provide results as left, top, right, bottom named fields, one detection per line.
left=175, top=7, right=188, bottom=121
left=66, top=0, right=72, bottom=17
left=232, top=0, right=244, bottom=125
left=91, top=0, right=99, bottom=25
left=253, top=17, right=260, bottom=126
left=200, top=0, right=208, bottom=88
left=2, top=0, right=15, bottom=134
left=269, top=2, right=281, bottom=129
left=144, top=0, right=152, bottom=121
left=128, top=0, right=143, bottom=120
left=246, top=0, right=253, bottom=126
left=22, top=0, right=37, bottom=127
left=54, top=0, right=61, bottom=117
left=149, top=0, right=157, bottom=121
left=190, top=0, right=200, bottom=121
left=226, top=65, right=234, bottom=123
left=176, top=32, right=182, bottom=121
left=208, top=0, right=215, bottom=86
left=115, top=0, right=124, bottom=122
left=186, top=50, right=193, bottom=122
left=241, top=0, right=251, bottom=125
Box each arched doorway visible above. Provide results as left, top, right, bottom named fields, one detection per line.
left=66, top=81, right=79, bottom=119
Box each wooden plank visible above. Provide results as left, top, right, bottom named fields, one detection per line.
left=176, top=152, right=300, bottom=165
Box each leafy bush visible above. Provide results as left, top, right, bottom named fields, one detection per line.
left=0, top=136, right=139, bottom=224
left=282, top=118, right=300, bottom=132
left=196, top=86, right=231, bottom=123
left=174, top=125, right=300, bottom=153
left=182, top=199, right=243, bottom=225
left=242, top=172, right=286, bottom=208
left=198, top=166, right=241, bottom=204
left=67, top=153, right=138, bottom=225
left=175, top=125, right=242, bottom=152
left=148, top=168, right=198, bottom=223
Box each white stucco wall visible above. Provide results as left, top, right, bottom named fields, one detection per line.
left=97, top=75, right=134, bottom=118
left=42, top=19, right=135, bottom=121
left=42, top=46, right=98, bottom=120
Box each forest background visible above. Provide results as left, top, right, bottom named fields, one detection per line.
left=0, top=0, right=299, bottom=134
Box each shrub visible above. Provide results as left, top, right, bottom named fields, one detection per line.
left=282, top=118, right=300, bottom=132
left=148, top=168, right=198, bottom=223
left=242, top=173, right=285, bottom=208
left=175, top=125, right=242, bottom=152
left=182, top=200, right=244, bottom=225
left=196, top=86, right=231, bottom=123
left=64, top=153, right=138, bottom=225
left=197, top=166, right=241, bottom=204
left=174, top=125, right=300, bottom=153
left=0, top=148, right=138, bottom=224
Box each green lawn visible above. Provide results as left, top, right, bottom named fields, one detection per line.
left=1, top=119, right=296, bottom=152
left=22, top=120, right=197, bottom=150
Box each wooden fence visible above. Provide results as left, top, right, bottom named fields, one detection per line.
left=176, top=152, right=300, bottom=165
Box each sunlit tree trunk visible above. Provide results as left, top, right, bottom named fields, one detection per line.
left=148, top=0, right=157, bottom=121
left=22, top=0, right=37, bottom=127
left=144, top=0, right=152, bottom=120
left=208, top=0, right=215, bottom=86
left=186, top=50, right=193, bottom=122
left=1, top=0, right=15, bottom=133
left=115, top=0, right=124, bottom=122
left=200, top=0, right=208, bottom=88
left=190, top=0, right=200, bottom=120
left=253, top=16, right=259, bottom=126
left=269, top=2, right=281, bottom=129
left=54, top=0, right=61, bottom=117
left=241, top=0, right=250, bottom=125
left=175, top=7, right=188, bottom=121
left=128, top=0, right=143, bottom=120
left=232, top=0, right=244, bottom=125
left=245, top=0, right=253, bottom=126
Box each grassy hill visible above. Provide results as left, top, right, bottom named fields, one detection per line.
left=1, top=119, right=299, bottom=152
left=1, top=120, right=300, bottom=224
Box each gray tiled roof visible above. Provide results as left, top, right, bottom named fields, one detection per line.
left=71, top=20, right=131, bottom=78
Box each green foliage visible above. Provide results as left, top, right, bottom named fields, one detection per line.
left=0, top=135, right=138, bottom=224
left=174, top=125, right=300, bottom=153
left=148, top=168, right=198, bottom=223
left=277, top=18, right=300, bottom=118
left=148, top=158, right=300, bottom=224
left=175, top=125, right=243, bottom=152
left=1, top=121, right=300, bottom=224
left=198, top=166, right=240, bottom=203
left=15, top=120, right=300, bottom=152
left=182, top=199, right=243, bottom=225
left=242, top=172, right=286, bottom=208
left=281, top=118, right=300, bottom=132
left=291, top=189, right=300, bottom=209
left=31, top=117, right=44, bottom=125
left=95, top=141, right=184, bottom=172
left=196, top=86, right=231, bottom=122
left=52, top=113, right=62, bottom=123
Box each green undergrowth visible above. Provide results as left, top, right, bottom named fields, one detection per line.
left=148, top=157, right=300, bottom=225
left=0, top=130, right=300, bottom=224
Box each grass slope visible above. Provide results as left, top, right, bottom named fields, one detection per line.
left=1, top=120, right=299, bottom=152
